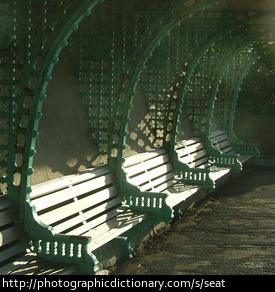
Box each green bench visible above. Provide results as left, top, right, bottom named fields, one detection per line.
left=25, top=165, right=147, bottom=274
left=121, top=148, right=205, bottom=221
left=175, top=136, right=240, bottom=183
left=0, top=196, right=75, bottom=275
left=122, top=135, right=244, bottom=221
left=209, top=129, right=260, bottom=163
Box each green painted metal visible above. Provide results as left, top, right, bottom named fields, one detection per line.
left=0, top=0, right=273, bottom=274
left=21, top=0, right=108, bottom=275
left=173, top=12, right=273, bottom=170
left=116, top=0, right=223, bottom=174
left=208, top=54, right=259, bottom=160
left=22, top=0, right=101, bottom=214
left=116, top=1, right=224, bottom=196
left=149, top=13, right=258, bottom=173
left=68, top=0, right=178, bottom=168
left=207, top=31, right=274, bottom=160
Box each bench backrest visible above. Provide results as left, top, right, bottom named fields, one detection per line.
left=30, top=165, right=122, bottom=236
left=175, top=137, right=211, bottom=169
left=0, top=197, right=29, bottom=269
left=209, top=129, right=235, bottom=154
left=123, top=149, right=177, bottom=193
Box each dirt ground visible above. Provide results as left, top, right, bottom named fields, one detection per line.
left=113, top=166, right=275, bottom=275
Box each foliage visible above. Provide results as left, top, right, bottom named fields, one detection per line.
left=238, top=42, right=275, bottom=115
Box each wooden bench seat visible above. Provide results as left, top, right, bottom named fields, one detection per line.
left=175, top=137, right=233, bottom=182
left=122, top=149, right=203, bottom=220
left=209, top=129, right=254, bottom=163
left=0, top=196, right=75, bottom=275
left=26, top=165, right=147, bottom=274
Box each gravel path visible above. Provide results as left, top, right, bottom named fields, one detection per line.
left=113, top=166, right=275, bottom=275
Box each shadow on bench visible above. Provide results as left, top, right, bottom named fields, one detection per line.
left=121, top=132, right=248, bottom=222
left=175, top=136, right=240, bottom=183
left=175, top=137, right=239, bottom=180
left=0, top=196, right=75, bottom=275
left=121, top=149, right=205, bottom=222
left=209, top=129, right=260, bottom=164
left=25, top=165, right=148, bottom=274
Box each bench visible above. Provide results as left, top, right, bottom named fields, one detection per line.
left=0, top=196, right=75, bottom=275
left=175, top=136, right=242, bottom=183
left=25, top=165, right=147, bottom=274
left=209, top=129, right=260, bottom=163
left=121, top=148, right=205, bottom=221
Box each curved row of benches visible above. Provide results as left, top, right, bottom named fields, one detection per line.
left=1, top=129, right=259, bottom=275
left=0, top=0, right=269, bottom=275
left=19, top=129, right=257, bottom=274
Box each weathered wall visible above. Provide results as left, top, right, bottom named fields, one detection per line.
left=31, top=50, right=99, bottom=185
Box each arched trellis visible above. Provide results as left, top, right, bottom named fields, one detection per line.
left=54, top=0, right=223, bottom=183
left=209, top=56, right=258, bottom=147
left=211, top=37, right=275, bottom=132
left=170, top=13, right=274, bottom=164
left=1, top=0, right=226, bottom=227
left=130, top=11, right=268, bottom=167
left=207, top=33, right=274, bottom=156
left=116, top=0, right=224, bottom=174
left=0, top=0, right=274, bottom=275
left=123, top=10, right=228, bottom=154
left=176, top=16, right=266, bottom=141
left=1, top=1, right=101, bottom=213
left=67, top=0, right=180, bottom=167
left=1, top=0, right=272, bottom=218
left=166, top=16, right=257, bottom=155
left=229, top=42, right=275, bottom=134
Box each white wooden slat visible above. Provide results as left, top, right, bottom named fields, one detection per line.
left=177, top=145, right=202, bottom=159
left=176, top=137, right=202, bottom=150
left=33, top=173, right=114, bottom=212
left=210, top=132, right=235, bottom=154
left=64, top=203, right=125, bottom=236
left=125, top=153, right=169, bottom=177
left=31, top=165, right=111, bottom=199
left=128, top=163, right=172, bottom=187
left=151, top=175, right=180, bottom=193
left=211, top=132, right=229, bottom=142
left=0, top=208, right=18, bottom=228
left=213, top=139, right=231, bottom=149
left=0, top=197, right=13, bottom=212
left=84, top=208, right=133, bottom=238
left=0, top=225, right=25, bottom=247
left=176, top=141, right=205, bottom=156
left=223, top=148, right=235, bottom=154
left=38, top=264, right=76, bottom=276
left=140, top=172, right=176, bottom=192
left=209, top=168, right=231, bottom=181
left=166, top=185, right=202, bottom=207
left=54, top=197, right=122, bottom=234
left=87, top=211, right=147, bottom=252
left=218, top=145, right=234, bottom=154
left=123, top=149, right=166, bottom=168
left=184, top=158, right=210, bottom=169
left=35, top=263, right=76, bottom=276
left=7, top=258, right=50, bottom=275
left=209, top=129, right=225, bottom=139
left=178, top=149, right=208, bottom=165
left=39, top=186, right=118, bottom=225
left=1, top=253, right=76, bottom=276
left=192, top=156, right=210, bottom=168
